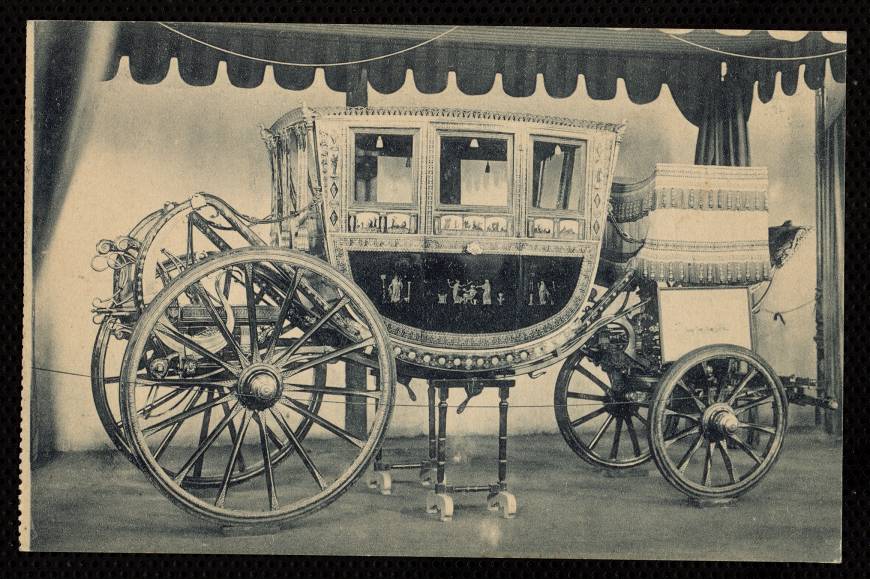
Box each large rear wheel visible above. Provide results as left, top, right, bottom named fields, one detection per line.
left=120, top=247, right=395, bottom=527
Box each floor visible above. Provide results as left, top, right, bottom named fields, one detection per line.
left=28, top=428, right=841, bottom=561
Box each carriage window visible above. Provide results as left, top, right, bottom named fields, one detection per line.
left=354, top=133, right=415, bottom=204
left=531, top=140, right=587, bottom=211
left=439, top=136, right=509, bottom=206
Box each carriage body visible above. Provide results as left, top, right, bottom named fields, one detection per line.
left=263, top=106, right=625, bottom=377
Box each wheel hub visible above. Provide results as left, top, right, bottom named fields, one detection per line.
left=702, top=402, right=740, bottom=440
left=237, top=364, right=283, bottom=410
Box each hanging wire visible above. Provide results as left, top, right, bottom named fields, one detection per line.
left=660, top=30, right=847, bottom=61
left=157, top=22, right=460, bottom=68
left=159, top=23, right=842, bottom=69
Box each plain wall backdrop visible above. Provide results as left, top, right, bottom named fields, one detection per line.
left=32, top=58, right=820, bottom=451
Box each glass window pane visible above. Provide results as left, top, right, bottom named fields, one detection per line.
left=440, top=136, right=509, bottom=206
left=531, top=141, right=587, bottom=211
left=354, top=133, right=415, bottom=204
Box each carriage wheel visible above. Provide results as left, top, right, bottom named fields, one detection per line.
left=91, top=317, right=326, bottom=484
left=120, top=247, right=395, bottom=526
left=554, top=351, right=651, bottom=470
left=91, top=317, right=136, bottom=458
left=92, top=197, right=323, bottom=479
left=649, top=344, right=787, bottom=500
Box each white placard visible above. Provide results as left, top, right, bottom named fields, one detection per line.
left=657, top=287, right=753, bottom=363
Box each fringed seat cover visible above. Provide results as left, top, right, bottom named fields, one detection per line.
left=599, top=164, right=772, bottom=286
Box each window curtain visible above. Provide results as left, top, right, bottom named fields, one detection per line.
left=693, top=64, right=753, bottom=167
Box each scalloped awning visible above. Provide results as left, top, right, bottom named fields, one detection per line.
left=105, top=23, right=846, bottom=125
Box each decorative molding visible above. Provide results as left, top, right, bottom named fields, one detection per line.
left=274, top=106, right=626, bottom=135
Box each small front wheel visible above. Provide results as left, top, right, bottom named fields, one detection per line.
left=555, top=351, right=651, bottom=470
left=649, top=344, right=787, bottom=501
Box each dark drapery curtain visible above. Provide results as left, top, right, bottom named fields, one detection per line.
left=815, top=101, right=845, bottom=436
left=32, top=22, right=118, bottom=274
left=693, top=64, right=754, bottom=166
left=30, top=22, right=118, bottom=462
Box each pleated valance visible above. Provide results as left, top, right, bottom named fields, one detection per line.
left=103, top=23, right=846, bottom=127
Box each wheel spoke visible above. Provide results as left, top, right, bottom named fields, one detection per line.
left=701, top=442, right=714, bottom=486
left=269, top=408, right=327, bottom=491
left=675, top=379, right=706, bottom=412
left=664, top=424, right=700, bottom=448
left=153, top=390, right=202, bottom=460
left=625, top=416, right=642, bottom=457
left=265, top=268, right=302, bottom=360
left=254, top=412, right=279, bottom=511
left=143, top=391, right=233, bottom=435
left=132, top=378, right=235, bottom=390
left=630, top=409, right=648, bottom=426
left=566, top=391, right=609, bottom=402
left=192, top=390, right=216, bottom=478
left=588, top=414, right=615, bottom=451
left=608, top=417, right=623, bottom=460
left=727, top=433, right=763, bottom=466
left=726, top=368, right=759, bottom=406
left=192, top=280, right=250, bottom=368
left=715, top=440, right=737, bottom=484
left=173, top=402, right=243, bottom=483
left=274, top=296, right=352, bottom=366
left=570, top=405, right=608, bottom=428
left=281, top=397, right=366, bottom=448
left=664, top=408, right=701, bottom=424
left=573, top=363, right=613, bottom=394
left=733, top=395, right=774, bottom=415
left=737, top=423, right=777, bottom=435
left=154, top=322, right=240, bottom=377
left=282, top=338, right=375, bottom=378
left=283, top=383, right=381, bottom=399
left=677, top=434, right=704, bottom=473
left=222, top=401, right=247, bottom=473
left=244, top=263, right=261, bottom=363
left=216, top=410, right=253, bottom=508
left=138, top=388, right=187, bottom=418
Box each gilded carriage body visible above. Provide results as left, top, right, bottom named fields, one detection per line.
left=262, top=106, right=625, bottom=376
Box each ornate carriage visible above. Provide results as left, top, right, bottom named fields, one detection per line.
left=90, top=106, right=797, bottom=528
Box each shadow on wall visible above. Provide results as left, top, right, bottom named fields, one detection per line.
left=32, top=62, right=817, bottom=451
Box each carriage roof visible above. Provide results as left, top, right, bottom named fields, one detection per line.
left=268, top=106, right=627, bottom=136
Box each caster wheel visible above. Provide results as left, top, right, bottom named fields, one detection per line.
left=367, top=470, right=392, bottom=495
left=487, top=491, right=517, bottom=519
left=426, top=491, right=453, bottom=522
left=419, top=467, right=435, bottom=487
